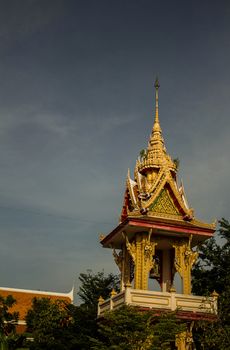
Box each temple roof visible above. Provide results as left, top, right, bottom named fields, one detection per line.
left=137, top=78, right=176, bottom=174
left=119, top=80, right=215, bottom=232
left=0, top=286, right=73, bottom=321
left=100, top=215, right=215, bottom=249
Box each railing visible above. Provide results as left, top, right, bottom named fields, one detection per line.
left=98, top=287, right=218, bottom=317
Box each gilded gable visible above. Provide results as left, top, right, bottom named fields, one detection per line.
left=149, top=188, right=181, bottom=217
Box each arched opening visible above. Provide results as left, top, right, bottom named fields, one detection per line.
left=148, top=250, right=162, bottom=291
left=173, top=272, right=182, bottom=293
left=148, top=277, right=161, bottom=291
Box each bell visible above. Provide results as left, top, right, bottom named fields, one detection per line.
left=149, top=268, right=155, bottom=279
left=149, top=268, right=160, bottom=279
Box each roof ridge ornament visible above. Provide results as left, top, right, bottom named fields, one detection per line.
left=137, top=79, right=176, bottom=174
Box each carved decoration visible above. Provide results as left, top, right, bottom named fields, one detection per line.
left=144, top=229, right=155, bottom=261
left=184, top=235, right=198, bottom=267
left=172, top=236, right=198, bottom=294
left=149, top=188, right=180, bottom=216
left=123, top=230, right=158, bottom=290
left=129, top=258, right=135, bottom=282
left=119, top=80, right=215, bottom=233
left=99, top=234, right=105, bottom=241
left=113, top=249, right=123, bottom=272
left=172, top=239, right=185, bottom=277
left=125, top=234, right=136, bottom=264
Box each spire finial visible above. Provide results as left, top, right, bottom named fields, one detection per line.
left=137, top=79, right=177, bottom=173
left=154, top=77, right=160, bottom=123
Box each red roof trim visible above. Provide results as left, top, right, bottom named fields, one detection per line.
left=129, top=219, right=214, bottom=236
left=101, top=217, right=214, bottom=246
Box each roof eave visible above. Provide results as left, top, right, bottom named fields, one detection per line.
left=101, top=216, right=215, bottom=249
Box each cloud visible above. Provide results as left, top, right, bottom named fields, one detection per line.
left=0, top=0, right=229, bottom=293
left=0, top=1, right=65, bottom=45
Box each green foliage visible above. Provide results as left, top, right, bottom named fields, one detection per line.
left=24, top=272, right=186, bottom=349
left=25, top=297, right=72, bottom=350
left=173, top=158, right=180, bottom=170
left=93, top=305, right=154, bottom=350
left=192, top=218, right=230, bottom=349
left=91, top=306, right=185, bottom=350
left=25, top=272, right=120, bottom=350
left=73, top=271, right=120, bottom=348
left=0, top=294, right=20, bottom=350
left=193, top=321, right=230, bottom=350
left=139, top=149, right=147, bottom=161
left=78, top=271, right=120, bottom=316
left=22, top=239, right=230, bottom=350
left=63, top=303, right=99, bottom=350
left=152, top=313, right=186, bottom=350
left=0, top=295, right=18, bottom=337
left=26, top=298, right=92, bottom=350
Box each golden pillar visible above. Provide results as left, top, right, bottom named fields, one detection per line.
left=172, top=236, right=198, bottom=294
left=124, top=230, right=157, bottom=290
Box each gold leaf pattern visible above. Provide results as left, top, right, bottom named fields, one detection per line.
left=149, top=189, right=180, bottom=216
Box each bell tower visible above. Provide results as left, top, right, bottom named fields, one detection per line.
left=98, top=80, right=217, bottom=350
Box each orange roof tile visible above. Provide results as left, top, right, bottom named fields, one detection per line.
left=0, top=287, right=73, bottom=321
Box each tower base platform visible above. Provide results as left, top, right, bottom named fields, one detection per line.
left=98, top=286, right=217, bottom=321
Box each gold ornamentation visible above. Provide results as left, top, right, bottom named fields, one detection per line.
left=120, top=80, right=215, bottom=232
left=123, top=230, right=158, bottom=290
left=124, top=233, right=136, bottom=263
left=172, top=239, right=185, bottom=277
left=110, top=289, right=117, bottom=297
left=100, top=81, right=216, bottom=300
left=144, top=229, right=154, bottom=260
left=175, top=331, right=186, bottom=350
left=123, top=246, right=132, bottom=288
left=126, top=169, right=138, bottom=209
left=129, top=258, right=135, bottom=282
left=184, top=235, right=198, bottom=267
left=137, top=79, right=176, bottom=174
left=149, top=188, right=180, bottom=216
left=98, top=296, right=105, bottom=304
left=172, top=236, right=198, bottom=294
left=113, top=249, right=123, bottom=272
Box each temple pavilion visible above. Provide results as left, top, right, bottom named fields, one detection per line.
left=98, top=80, right=217, bottom=350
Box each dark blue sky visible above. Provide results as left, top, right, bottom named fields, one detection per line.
left=0, top=0, right=229, bottom=297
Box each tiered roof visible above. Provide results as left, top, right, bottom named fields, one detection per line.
left=102, top=80, right=215, bottom=249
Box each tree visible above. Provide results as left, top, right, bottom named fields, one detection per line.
left=152, top=313, right=186, bottom=350
left=71, top=271, right=120, bottom=349
left=91, top=305, right=186, bottom=350
left=25, top=272, right=120, bottom=350
left=62, top=303, right=99, bottom=350
left=0, top=294, right=19, bottom=350
left=24, top=271, right=190, bottom=349
left=78, top=271, right=120, bottom=316
left=25, top=297, right=73, bottom=350
left=192, top=218, right=230, bottom=296
left=192, top=218, right=230, bottom=349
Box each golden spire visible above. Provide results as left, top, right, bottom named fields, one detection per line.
left=137, top=78, right=176, bottom=173
left=149, top=78, right=164, bottom=149
left=154, top=78, right=160, bottom=124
